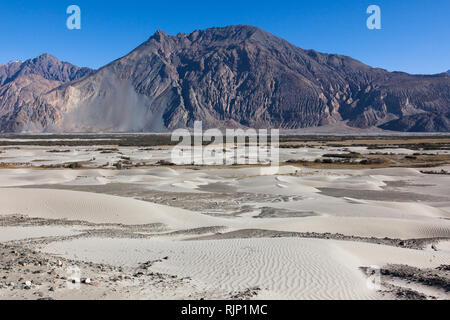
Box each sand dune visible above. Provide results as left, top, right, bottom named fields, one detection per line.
left=42, top=237, right=381, bottom=300
left=247, top=216, right=450, bottom=239
left=0, top=188, right=224, bottom=229
left=1, top=183, right=449, bottom=239
left=41, top=236, right=450, bottom=300
left=1, top=158, right=449, bottom=300
left=0, top=226, right=79, bottom=242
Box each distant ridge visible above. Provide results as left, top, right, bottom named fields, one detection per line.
left=0, top=53, right=93, bottom=86
left=0, top=54, right=94, bottom=132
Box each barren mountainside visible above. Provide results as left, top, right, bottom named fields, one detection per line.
left=0, top=53, right=93, bottom=86
left=0, top=54, right=94, bottom=132
left=0, top=25, right=449, bottom=132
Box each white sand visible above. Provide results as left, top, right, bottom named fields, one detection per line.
left=1, top=166, right=448, bottom=241
left=0, top=226, right=79, bottom=243
left=246, top=216, right=450, bottom=239
left=1, top=161, right=449, bottom=300
left=42, top=237, right=381, bottom=300
left=0, top=188, right=225, bottom=229
left=41, top=236, right=450, bottom=300
left=1, top=186, right=448, bottom=239
left=2, top=144, right=448, bottom=169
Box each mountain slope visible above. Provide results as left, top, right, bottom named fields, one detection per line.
left=1, top=26, right=449, bottom=133
left=0, top=54, right=94, bottom=132
left=380, top=112, right=450, bottom=132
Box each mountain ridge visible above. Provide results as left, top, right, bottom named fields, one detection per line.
left=0, top=25, right=449, bottom=133
left=0, top=53, right=93, bottom=86
left=0, top=54, right=94, bottom=132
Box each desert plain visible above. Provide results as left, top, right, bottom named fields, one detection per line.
left=0, top=134, right=449, bottom=300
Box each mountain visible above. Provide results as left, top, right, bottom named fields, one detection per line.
left=380, top=112, right=450, bottom=132
left=0, top=25, right=449, bottom=133
left=0, top=53, right=93, bottom=86
left=0, top=54, right=94, bottom=132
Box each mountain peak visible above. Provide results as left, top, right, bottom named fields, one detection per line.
left=147, top=25, right=265, bottom=43
left=208, top=24, right=263, bottom=33
left=200, top=24, right=269, bottom=41
left=6, top=60, right=22, bottom=65
left=36, top=53, right=55, bottom=59
left=0, top=53, right=94, bottom=87
left=152, top=29, right=167, bottom=40
left=32, top=53, right=60, bottom=64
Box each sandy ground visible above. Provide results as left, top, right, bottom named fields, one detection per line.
left=0, top=144, right=449, bottom=300
left=1, top=142, right=449, bottom=168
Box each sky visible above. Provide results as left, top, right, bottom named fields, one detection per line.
left=0, top=0, right=449, bottom=74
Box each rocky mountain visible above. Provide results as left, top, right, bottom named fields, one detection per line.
left=380, top=111, right=450, bottom=132
left=0, top=54, right=94, bottom=132
left=0, top=25, right=449, bottom=133
left=0, top=54, right=93, bottom=86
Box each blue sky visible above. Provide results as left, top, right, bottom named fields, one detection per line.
left=0, top=0, right=449, bottom=74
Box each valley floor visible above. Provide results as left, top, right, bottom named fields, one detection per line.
left=0, top=136, right=449, bottom=300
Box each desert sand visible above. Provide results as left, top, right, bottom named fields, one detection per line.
left=0, top=139, right=449, bottom=300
